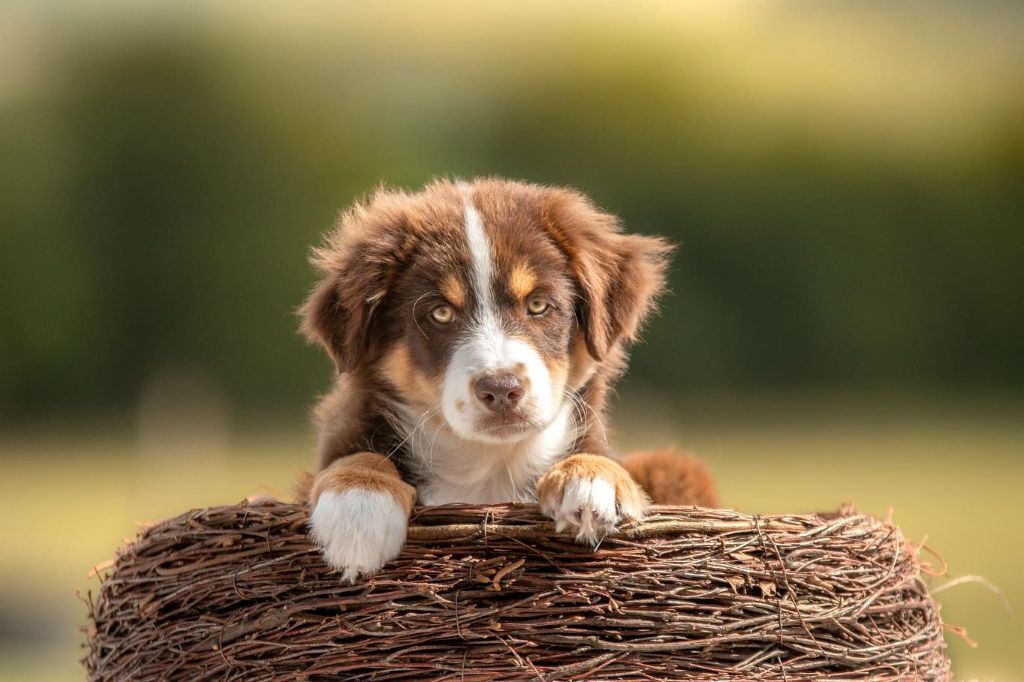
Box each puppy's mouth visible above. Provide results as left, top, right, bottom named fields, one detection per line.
left=473, top=412, right=542, bottom=440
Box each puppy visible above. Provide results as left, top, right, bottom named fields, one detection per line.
left=299, top=178, right=718, bottom=581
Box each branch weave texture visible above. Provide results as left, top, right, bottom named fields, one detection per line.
left=84, top=502, right=951, bottom=680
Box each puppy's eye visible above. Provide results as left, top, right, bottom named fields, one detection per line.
left=526, top=296, right=549, bottom=316
left=430, top=304, right=455, bottom=325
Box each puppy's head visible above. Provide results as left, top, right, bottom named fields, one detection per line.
left=300, top=178, right=671, bottom=444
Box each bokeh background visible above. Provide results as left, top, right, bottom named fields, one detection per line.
left=2, top=1, right=1022, bottom=679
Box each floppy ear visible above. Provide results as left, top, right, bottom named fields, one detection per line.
left=542, top=189, right=673, bottom=361
left=298, top=191, right=416, bottom=373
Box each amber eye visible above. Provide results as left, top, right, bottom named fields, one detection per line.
left=430, top=304, right=455, bottom=325
left=526, top=296, right=549, bottom=316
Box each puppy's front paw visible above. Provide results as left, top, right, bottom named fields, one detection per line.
left=309, top=488, right=408, bottom=583
left=537, top=454, right=650, bottom=546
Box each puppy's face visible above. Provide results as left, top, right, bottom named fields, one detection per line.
left=384, top=197, right=577, bottom=443
left=301, top=179, right=669, bottom=445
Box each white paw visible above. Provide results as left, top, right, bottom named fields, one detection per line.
left=309, top=488, right=408, bottom=582
left=544, top=476, right=620, bottom=546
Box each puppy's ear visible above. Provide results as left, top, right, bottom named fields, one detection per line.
left=542, top=189, right=673, bottom=361
left=299, top=190, right=417, bottom=373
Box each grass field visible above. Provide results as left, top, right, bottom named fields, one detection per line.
left=1, top=393, right=1019, bottom=680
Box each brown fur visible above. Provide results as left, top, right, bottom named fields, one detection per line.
left=298, top=181, right=467, bottom=374
left=307, top=452, right=416, bottom=512
left=379, top=342, right=442, bottom=410
left=300, top=179, right=672, bottom=473
left=298, top=177, right=716, bottom=539
left=539, top=188, right=673, bottom=362
left=621, top=449, right=720, bottom=507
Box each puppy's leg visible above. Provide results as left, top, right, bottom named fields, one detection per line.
left=306, top=453, right=416, bottom=582
left=537, top=454, right=650, bottom=545
left=620, top=448, right=720, bottom=507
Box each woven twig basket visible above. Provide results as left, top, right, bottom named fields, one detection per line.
left=84, top=502, right=951, bottom=680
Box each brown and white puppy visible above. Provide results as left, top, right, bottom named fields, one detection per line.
left=299, top=178, right=717, bottom=581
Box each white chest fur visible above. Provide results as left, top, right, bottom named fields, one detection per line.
left=397, top=404, right=578, bottom=506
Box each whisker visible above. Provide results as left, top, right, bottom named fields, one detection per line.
left=386, top=406, right=437, bottom=460
left=560, top=388, right=586, bottom=453
left=424, top=418, right=445, bottom=475
left=504, top=457, right=521, bottom=503
left=566, top=387, right=609, bottom=447
left=410, top=293, right=433, bottom=340
left=561, top=389, right=586, bottom=452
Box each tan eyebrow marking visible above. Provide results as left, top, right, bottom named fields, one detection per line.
left=441, top=275, right=466, bottom=308
left=510, top=262, right=537, bottom=300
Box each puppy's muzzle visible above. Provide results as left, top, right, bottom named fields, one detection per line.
left=473, top=373, right=525, bottom=414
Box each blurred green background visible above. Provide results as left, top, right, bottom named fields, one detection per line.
left=1, top=1, right=1021, bottom=679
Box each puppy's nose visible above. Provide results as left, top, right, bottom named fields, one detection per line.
left=473, top=373, right=525, bottom=413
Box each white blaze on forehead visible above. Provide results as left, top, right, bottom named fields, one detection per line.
left=463, top=200, right=495, bottom=316
left=460, top=195, right=508, bottom=368
left=459, top=195, right=503, bottom=371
